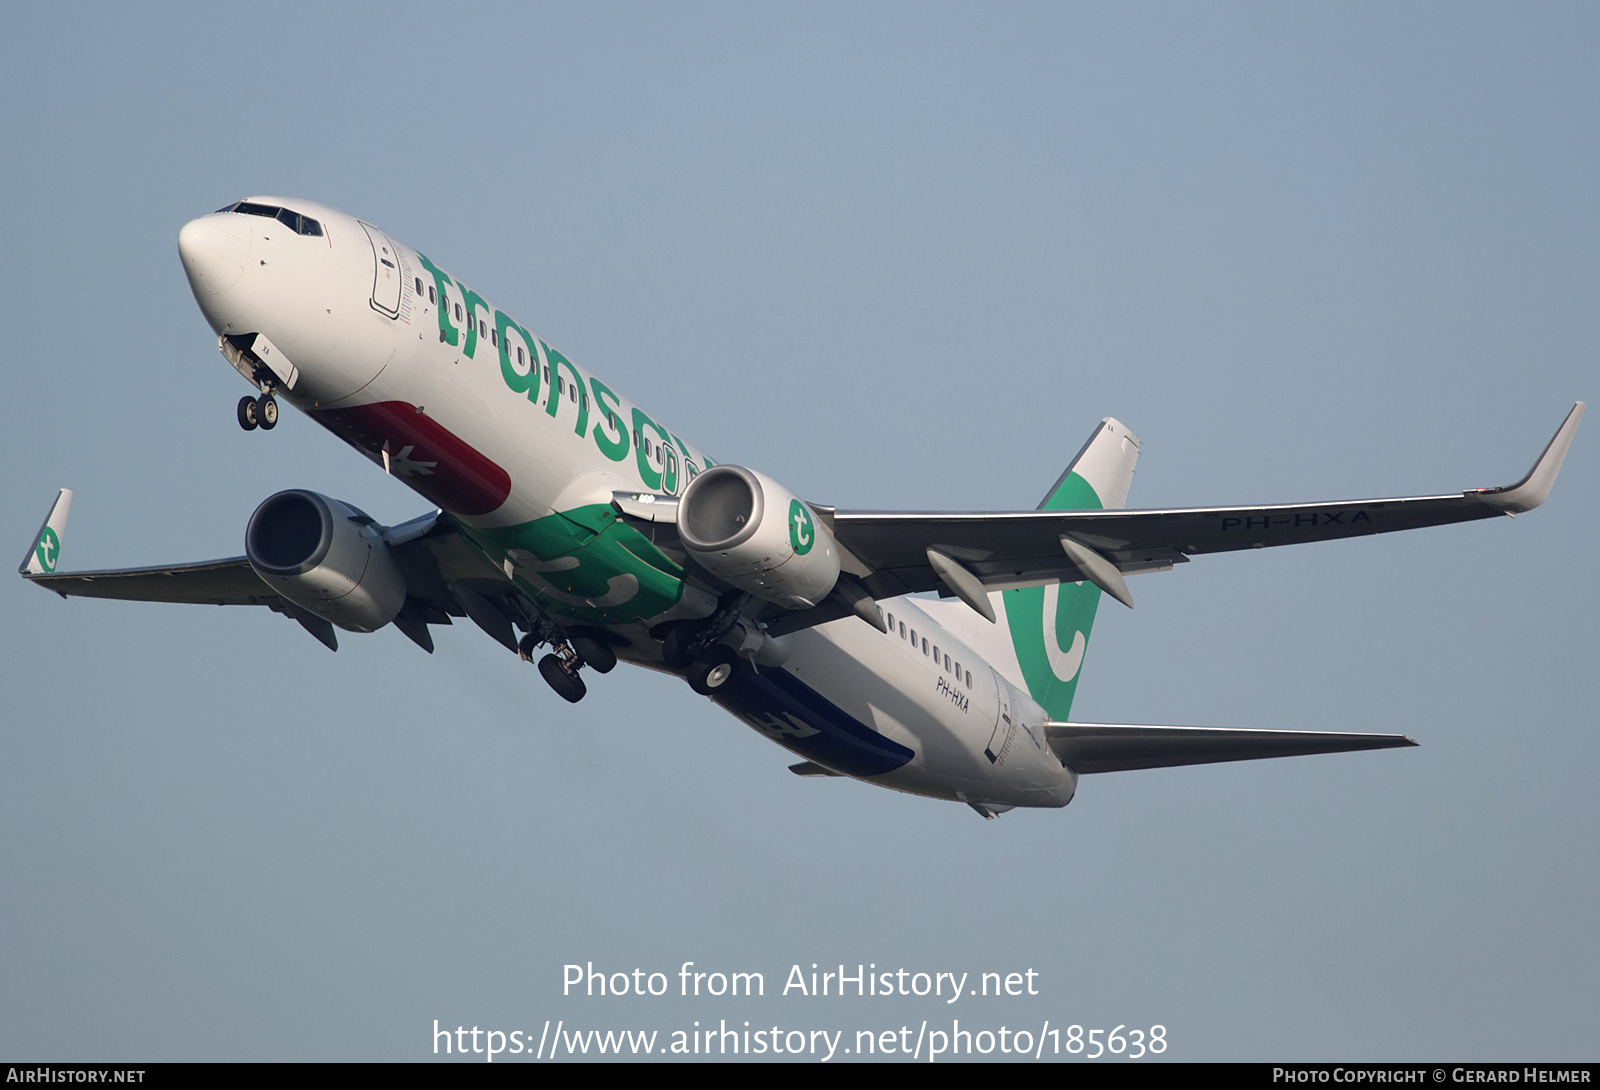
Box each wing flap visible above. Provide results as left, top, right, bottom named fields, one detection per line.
left=1046, top=722, right=1417, bottom=774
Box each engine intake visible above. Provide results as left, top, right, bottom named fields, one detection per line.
left=246, top=489, right=406, bottom=632
left=677, top=465, right=839, bottom=610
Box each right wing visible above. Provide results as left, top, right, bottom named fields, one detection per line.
left=20, top=492, right=475, bottom=652
left=25, top=554, right=278, bottom=606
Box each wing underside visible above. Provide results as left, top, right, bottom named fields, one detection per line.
left=26, top=556, right=278, bottom=605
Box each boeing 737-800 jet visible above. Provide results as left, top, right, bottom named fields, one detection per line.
left=20, top=197, right=1585, bottom=817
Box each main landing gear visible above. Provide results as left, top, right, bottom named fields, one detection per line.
left=237, top=392, right=278, bottom=431
left=657, top=615, right=742, bottom=697
left=686, top=645, right=737, bottom=696
left=537, top=651, right=587, bottom=704
left=518, top=624, right=620, bottom=704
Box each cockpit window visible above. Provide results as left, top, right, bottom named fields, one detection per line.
left=217, top=201, right=323, bottom=236
left=275, top=206, right=324, bottom=236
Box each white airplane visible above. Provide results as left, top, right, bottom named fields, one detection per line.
left=20, top=197, right=1585, bottom=818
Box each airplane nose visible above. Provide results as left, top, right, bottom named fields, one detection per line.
left=178, top=215, right=251, bottom=297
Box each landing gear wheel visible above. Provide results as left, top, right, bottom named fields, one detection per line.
left=569, top=630, right=617, bottom=674
left=539, top=653, right=587, bottom=703
left=237, top=395, right=259, bottom=431
left=687, top=646, right=738, bottom=696
left=517, top=633, right=540, bottom=662
left=257, top=393, right=279, bottom=430
left=660, top=621, right=698, bottom=670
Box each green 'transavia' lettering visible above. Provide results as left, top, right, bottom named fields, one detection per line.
left=460, top=286, right=491, bottom=359
left=590, top=378, right=628, bottom=463
left=496, top=310, right=542, bottom=401
left=543, top=343, right=589, bottom=437
left=631, top=407, right=675, bottom=493
left=417, top=252, right=458, bottom=346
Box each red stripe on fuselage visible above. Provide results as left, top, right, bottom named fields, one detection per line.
left=311, top=401, right=512, bottom=517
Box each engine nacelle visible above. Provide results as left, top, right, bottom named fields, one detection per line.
left=677, top=465, right=840, bottom=610
left=246, top=489, right=406, bottom=633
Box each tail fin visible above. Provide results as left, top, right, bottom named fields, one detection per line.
left=20, top=489, right=73, bottom=576
left=999, top=419, right=1139, bottom=719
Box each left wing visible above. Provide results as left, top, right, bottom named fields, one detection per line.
left=825, top=401, right=1584, bottom=603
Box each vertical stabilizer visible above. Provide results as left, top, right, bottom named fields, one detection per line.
left=20, top=489, right=73, bottom=576
left=1000, top=418, right=1139, bottom=719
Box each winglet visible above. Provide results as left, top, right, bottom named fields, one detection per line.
left=20, top=489, right=73, bottom=576
left=1472, top=402, right=1585, bottom=514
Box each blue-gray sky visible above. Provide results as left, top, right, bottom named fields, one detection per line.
left=2, top=2, right=1595, bottom=1061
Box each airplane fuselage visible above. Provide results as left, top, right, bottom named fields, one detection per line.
left=178, top=197, right=1075, bottom=810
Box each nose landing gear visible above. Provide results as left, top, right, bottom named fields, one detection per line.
left=236, top=392, right=278, bottom=431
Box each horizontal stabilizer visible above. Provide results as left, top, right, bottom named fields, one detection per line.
left=1045, top=722, right=1416, bottom=774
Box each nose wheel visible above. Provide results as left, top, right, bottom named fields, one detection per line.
left=237, top=393, right=278, bottom=431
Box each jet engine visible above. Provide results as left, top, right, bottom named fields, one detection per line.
left=245, top=489, right=406, bottom=632
left=676, top=465, right=839, bottom=610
